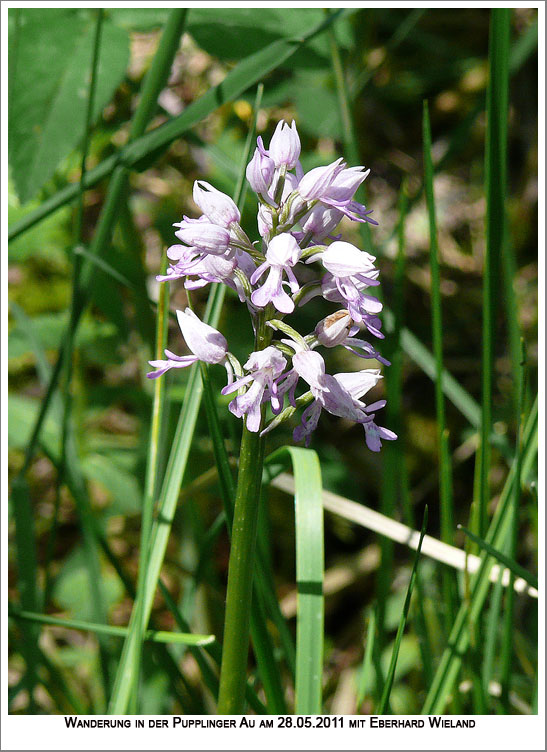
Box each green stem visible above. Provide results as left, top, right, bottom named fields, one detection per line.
left=217, top=425, right=266, bottom=714
left=218, top=311, right=271, bottom=713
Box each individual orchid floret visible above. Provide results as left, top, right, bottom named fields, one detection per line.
left=246, top=137, right=276, bottom=199
left=298, top=158, right=345, bottom=201
left=222, top=346, right=287, bottom=432
left=333, top=371, right=396, bottom=451
left=147, top=308, right=229, bottom=380
left=174, top=218, right=231, bottom=255
left=292, top=350, right=366, bottom=422
left=291, top=350, right=394, bottom=449
left=320, top=166, right=377, bottom=224
left=193, top=180, right=241, bottom=228
left=250, top=233, right=302, bottom=314
left=312, top=242, right=383, bottom=330
left=268, top=119, right=301, bottom=170
left=298, top=161, right=376, bottom=224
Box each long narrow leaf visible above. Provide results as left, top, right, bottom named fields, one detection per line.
left=377, top=507, right=428, bottom=714
left=267, top=446, right=324, bottom=714
left=479, top=8, right=511, bottom=536
left=9, top=609, right=215, bottom=646
left=357, top=609, right=377, bottom=708
left=458, top=525, right=537, bottom=590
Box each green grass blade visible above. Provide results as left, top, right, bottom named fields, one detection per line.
left=8, top=10, right=344, bottom=243
left=479, top=8, right=511, bottom=537
left=500, top=342, right=528, bottom=710
left=423, top=101, right=459, bottom=671
left=269, top=447, right=324, bottom=715
left=458, top=525, right=537, bottom=591
left=376, top=507, right=428, bottom=714
left=423, top=100, right=455, bottom=548
left=9, top=609, right=215, bottom=646
left=422, top=398, right=537, bottom=714
left=357, top=609, right=377, bottom=709
left=121, top=254, right=170, bottom=711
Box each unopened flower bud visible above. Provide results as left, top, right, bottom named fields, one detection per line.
left=268, top=120, right=301, bottom=169
left=246, top=143, right=275, bottom=196
left=315, top=310, right=353, bottom=347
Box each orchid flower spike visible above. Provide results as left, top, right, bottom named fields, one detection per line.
left=152, top=118, right=395, bottom=453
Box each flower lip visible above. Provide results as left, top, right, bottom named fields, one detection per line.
left=250, top=234, right=302, bottom=314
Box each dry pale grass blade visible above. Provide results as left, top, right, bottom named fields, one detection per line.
left=271, top=474, right=537, bottom=599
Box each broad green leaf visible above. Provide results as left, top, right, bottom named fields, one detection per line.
left=107, top=8, right=170, bottom=31
left=9, top=10, right=346, bottom=241
left=9, top=9, right=129, bottom=203
left=185, top=8, right=352, bottom=68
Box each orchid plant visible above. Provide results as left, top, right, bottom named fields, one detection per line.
left=148, top=119, right=395, bottom=712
